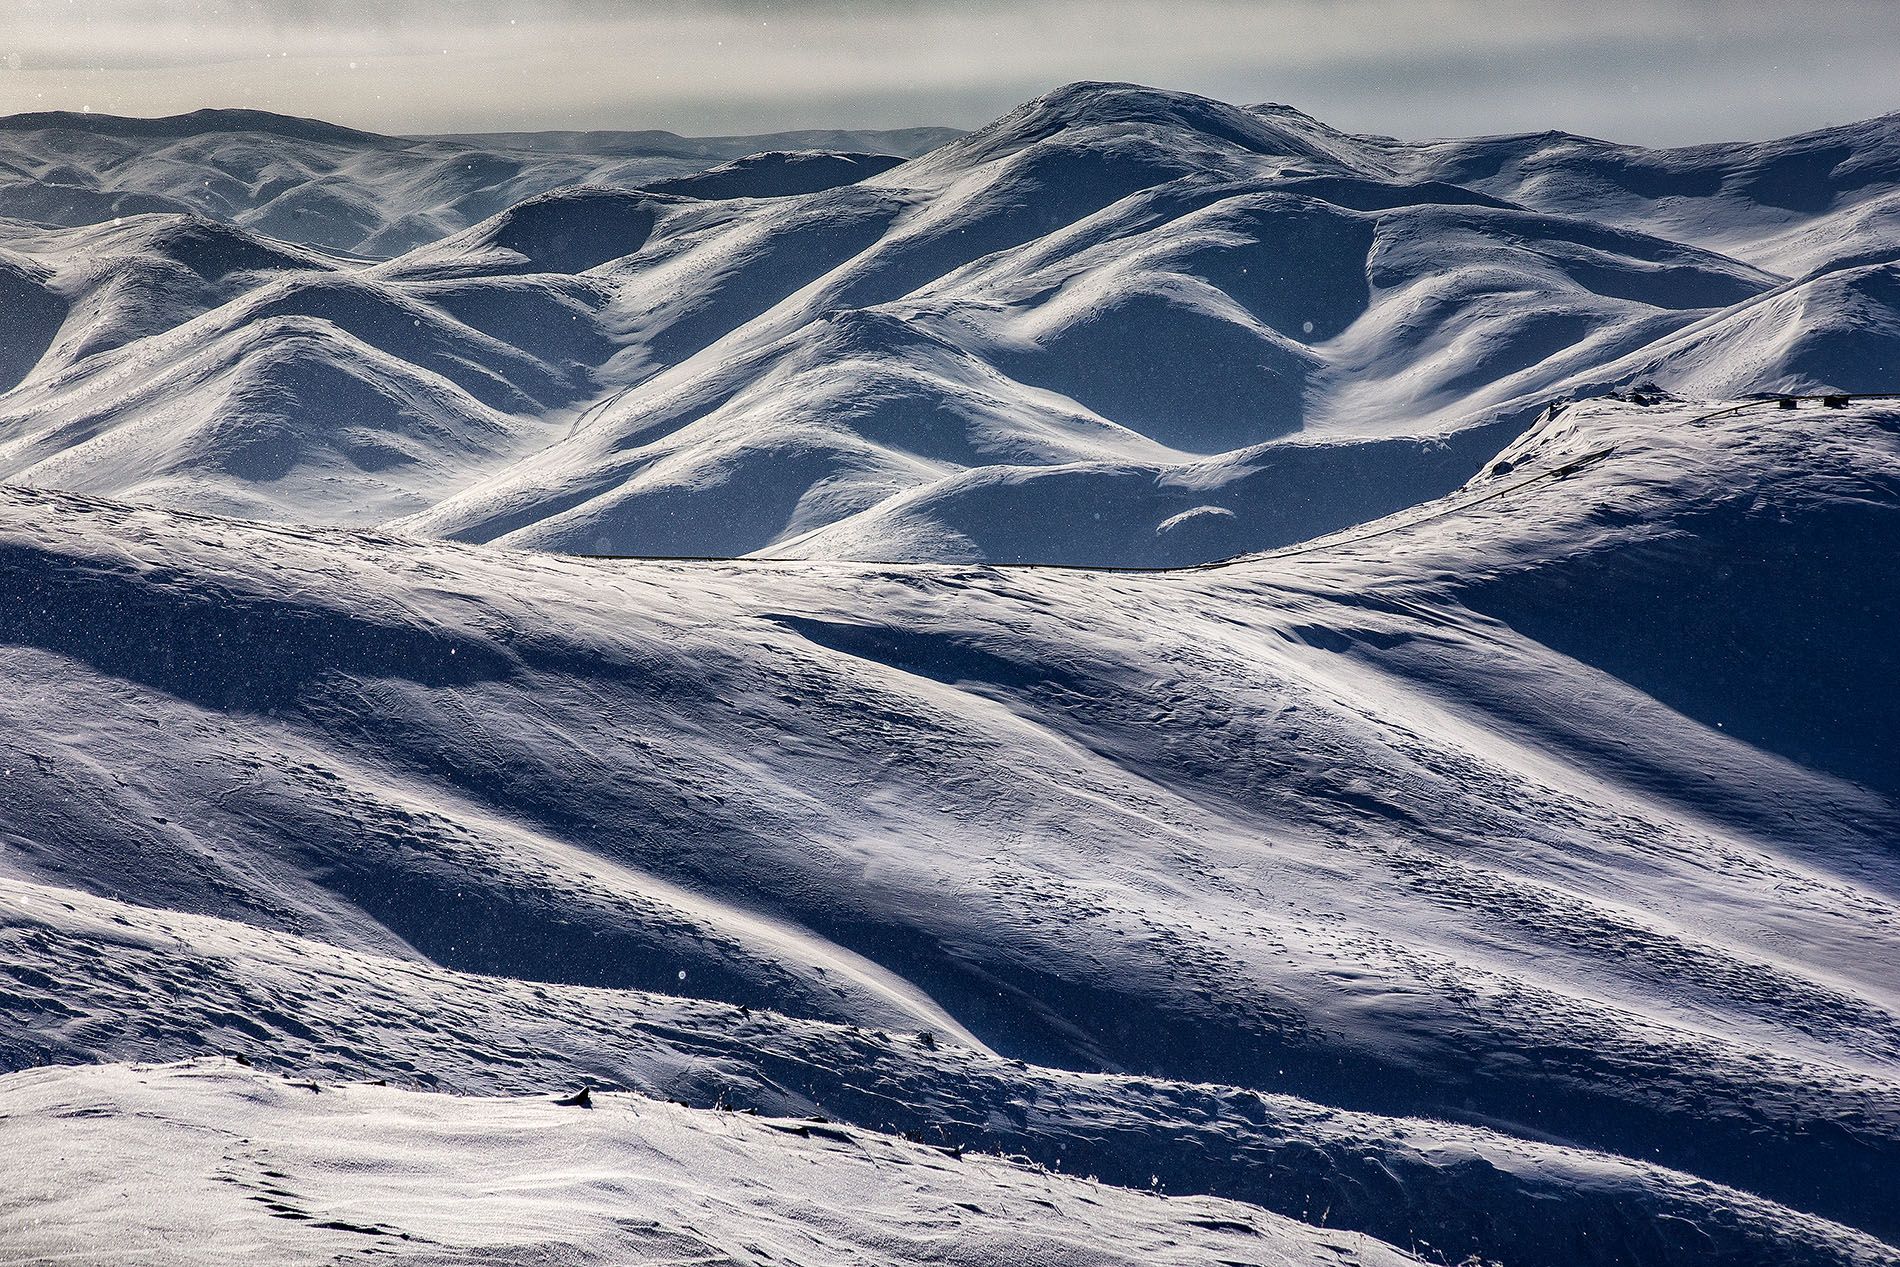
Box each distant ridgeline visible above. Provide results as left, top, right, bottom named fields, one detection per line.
left=0, top=107, right=961, bottom=256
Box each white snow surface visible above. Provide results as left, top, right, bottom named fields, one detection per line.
left=1, top=392, right=1897, bottom=1264
left=2, top=83, right=1899, bottom=1267
left=0, top=84, right=1894, bottom=563
left=0, top=1060, right=1426, bottom=1267
left=0, top=107, right=955, bottom=256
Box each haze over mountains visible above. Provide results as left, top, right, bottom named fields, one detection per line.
left=1, top=83, right=1897, bottom=1267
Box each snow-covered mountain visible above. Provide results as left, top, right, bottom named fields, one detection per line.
left=1, top=83, right=1898, bottom=1266
left=2, top=392, right=1896, bottom=1264
left=0, top=83, right=1894, bottom=565
left=0, top=107, right=958, bottom=257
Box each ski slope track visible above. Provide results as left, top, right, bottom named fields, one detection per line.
left=0, top=82, right=1897, bottom=1267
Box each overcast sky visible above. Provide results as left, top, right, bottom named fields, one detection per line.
left=0, top=1, right=1895, bottom=144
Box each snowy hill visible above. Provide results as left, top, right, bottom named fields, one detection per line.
left=1, top=86, right=1898, bottom=1262
left=1, top=393, right=1896, bottom=1264
left=0, top=83, right=1893, bottom=563
left=0, top=107, right=955, bottom=257
left=0, top=1061, right=1420, bottom=1267
left=1398, top=110, right=1900, bottom=278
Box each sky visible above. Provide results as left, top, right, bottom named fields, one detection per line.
left=0, top=0, right=1896, bottom=144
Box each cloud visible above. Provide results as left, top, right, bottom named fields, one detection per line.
left=0, top=0, right=1895, bottom=142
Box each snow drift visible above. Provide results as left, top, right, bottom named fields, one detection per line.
left=1, top=395, right=1896, bottom=1264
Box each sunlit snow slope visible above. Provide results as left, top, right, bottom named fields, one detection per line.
left=2, top=81, right=1898, bottom=1267
left=0, top=84, right=1893, bottom=562
left=2, top=393, right=1896, bottom=1265
left=0, top=1061, right=1418, bottom=1267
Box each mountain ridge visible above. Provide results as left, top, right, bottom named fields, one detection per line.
left=1, top=81, right=1898, bottom=1266
left=0, top=105, right=389, bottom=144
left=0, top=106, right=957, bottom=258
left=3, top=81, right=1894, bottom=563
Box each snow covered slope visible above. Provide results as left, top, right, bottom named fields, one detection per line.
left=2, top=394, right=1895, bottom=1264
left=2, top=84, right=1894, bottom=563
left=0, top=107, right=952, bottom=257
left=1397, top=109, right=1900, bottom=278
left=0, top=1060, right=1419, bottom=1267
left=390, top=84, right=1808, bottom=560
left=4, top=81, right=1897, bottom=1267
left=5, top=882, right=1888, bottom=1267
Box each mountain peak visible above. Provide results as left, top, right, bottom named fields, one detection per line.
left=925, top=81, right=1364, bottom=174
left=1025, top=80, right=1296, bottom=136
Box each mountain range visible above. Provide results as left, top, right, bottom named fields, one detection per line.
left=0, top=106, right=958, bottom=256
left=1, top=83, right=1897, bottom=1267
left=0, top=85, right=1894, bottom=567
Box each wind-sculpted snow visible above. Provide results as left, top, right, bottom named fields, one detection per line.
left=0, top=1061, right=1425, bottom=1267
left=1398, top=109, right=1900, bottom=277
left=1, top=396, right=1896, bottom=1263
left=2, top=82, right=1899, bottom=1264
left=0, top=216, right=328, bottom=378
left=1, top=894, right=1890, bottom=1267
left=2, top=83, right=1895, bottom=561
left=0, top=252, right=63, bottom=393
left=1549, top=260, right=1900, bottom=401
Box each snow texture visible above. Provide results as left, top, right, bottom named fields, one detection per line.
left=0, top=108, right=957, bottom=256
left=0, top=82, right=1898, bottom=1267
left=0, top=84, right=1893, bottom=562
left=2, top=391, right=1897, bottom=1264
left=1, top=1060, right=1422, bottom=1266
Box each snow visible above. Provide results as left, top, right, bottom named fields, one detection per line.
left=3, top=84, right=1893, bottom=562
left=0, top=107, right=958, bottom=257
left=1, top=1060, right=1421, bottom=1266
left=1, top=392, right=1897, bottom=1263
left=0, top=850, right=1890, bottom=1265
left=647, top=151, right=909, bottom=201
left=1396, top=109, right=1900, bottom=277
left=0, top=82, right=1898, bottom=1266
